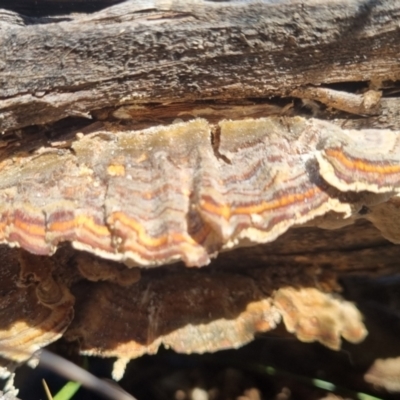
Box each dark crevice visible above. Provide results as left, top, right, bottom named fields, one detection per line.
left=210, top=125, right=231, bottom=164
left=319, top=81, right=370, bottom=94
left=0, top=0, right=127, bottom=18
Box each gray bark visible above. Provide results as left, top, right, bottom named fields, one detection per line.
left=0, top=0, right=399, bottom=133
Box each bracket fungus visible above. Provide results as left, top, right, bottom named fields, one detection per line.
left=0, top=117, right=399, bottom=265
left=0, top=116, right=399, bottom=378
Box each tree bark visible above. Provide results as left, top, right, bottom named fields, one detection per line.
left=0, top=0, right=399, bottom=133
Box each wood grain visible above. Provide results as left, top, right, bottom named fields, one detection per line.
left=1, top=0, right=399, bottom=132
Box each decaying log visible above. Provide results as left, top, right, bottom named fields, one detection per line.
left=1, top=0, right=400, bottom=133
left=0, top=0, right=400, bottom=386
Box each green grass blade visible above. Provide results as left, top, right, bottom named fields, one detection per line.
left=53, top=381, right=81, bottom=400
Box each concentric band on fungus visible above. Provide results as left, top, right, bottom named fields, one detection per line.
left=0, top=116, right=398, bottom=267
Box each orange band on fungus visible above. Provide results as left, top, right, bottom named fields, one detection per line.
left=325, top=148, right=400, bottom=174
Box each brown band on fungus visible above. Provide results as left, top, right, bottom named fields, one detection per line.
left=0, top=249, right=74, bottom=363
left=7, top=206, right=50, bottom=255
left=18, top=251, right=75, bottom=309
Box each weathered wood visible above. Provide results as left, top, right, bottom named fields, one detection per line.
left=1, top=0, right=400, bottom=133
